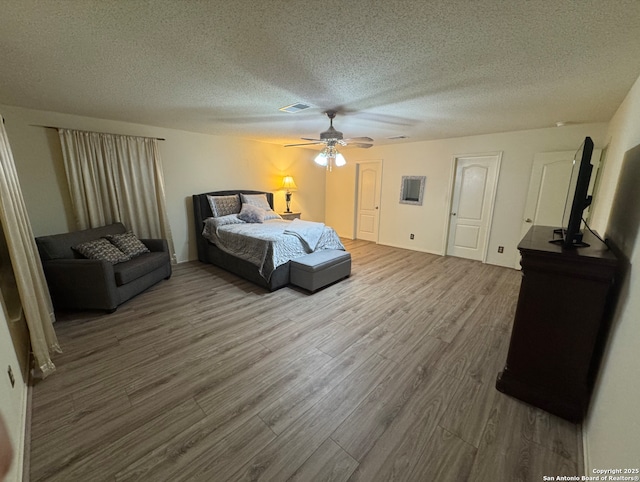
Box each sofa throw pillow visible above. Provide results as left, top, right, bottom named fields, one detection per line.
left=237, top=203, right=266, bottom=223
left=207, top=194, right=241, bottom=217
left=105, top=232, right=150, bottom=258
left=240, top=193, right=271, bottom=211
left=73, top=238, right=130, bottom=264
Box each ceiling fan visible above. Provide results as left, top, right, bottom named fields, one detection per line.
left=284, top=111, right=374, bottom=149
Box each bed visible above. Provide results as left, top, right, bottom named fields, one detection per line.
left=192, top=190, right=345, bottom=290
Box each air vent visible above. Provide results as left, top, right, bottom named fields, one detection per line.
left=387, top=135, right=410, bottom=140
left=279, top=103, right=311, bottom=113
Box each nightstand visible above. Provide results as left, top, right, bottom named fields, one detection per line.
left=280, top=212, right=301, bottom=220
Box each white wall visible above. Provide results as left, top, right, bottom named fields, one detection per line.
left=0, top=104, right=322, bottom=262
left=325, top=160, right=359, bottom=240
left=326, top=123, right=607, bottom=268
left=583, top=74, right=640, bottom=470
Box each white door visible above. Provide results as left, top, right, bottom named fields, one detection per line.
left=446, top=154, right=501, bottom=261
left=356, top=161, right=382, bottom=242
left=520, top=149, right=602, bottom=240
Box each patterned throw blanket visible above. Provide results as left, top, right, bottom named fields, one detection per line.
left=202, top=219, right=344, bottom=280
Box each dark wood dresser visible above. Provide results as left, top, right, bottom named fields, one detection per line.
left=496, top=225, right=618, bottom=422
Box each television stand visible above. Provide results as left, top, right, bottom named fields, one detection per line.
left=549, top=228, right=590, bottom=248
left=496, top=225, right=618, bottom=422
left=548, top=238, right=590, bottom=248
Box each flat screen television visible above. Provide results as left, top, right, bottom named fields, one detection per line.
left=552, top=136, right=594, bottom=248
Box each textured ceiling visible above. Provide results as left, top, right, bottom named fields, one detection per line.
left=1, top=1, right=640, bottom=147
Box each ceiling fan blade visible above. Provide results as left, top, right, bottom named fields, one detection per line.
left=284, top=141, right=324, bottom=147
left=344, top=136, right=374, bottom=142
left=288, top=112, right=374, bottom=149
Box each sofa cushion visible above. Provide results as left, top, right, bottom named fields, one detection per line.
left=36, top=223, right=127, bottom=260
left=73, top=238, right=130, bottom=264
left=106, top=232, right=150, bottom=258
left=113, top=251, right=170, bottom=286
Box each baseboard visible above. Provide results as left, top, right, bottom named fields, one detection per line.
left=376, top=241, right=444, bottom=256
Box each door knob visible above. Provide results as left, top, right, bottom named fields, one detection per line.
left=450, top=212, right=457, bottom=216
left=525, top=218, right=533, bottom=223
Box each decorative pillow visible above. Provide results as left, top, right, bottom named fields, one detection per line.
left=207, top=194, right=241, bottom=217
left=105, top=232, right=150, bottom=258
left=263, top=211, right=282, bottom=221
left=237, top=203, right=266, bottom=223
left=73, top=238, right=130, bottom=264
left=207, top=214, right=246, bottom=228
left=240, top=193, right=271, bottom=211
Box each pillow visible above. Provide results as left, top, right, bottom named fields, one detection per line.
left=240, top=193, right=271, bottom=211
left=73, top=238, right=130, bottom=264
left=207, top=194, right=241, bottom=217
left=207, top=214, right=246, bottom=229
left=237, top=203, right=266, bottom=223
left=263, top=211, right=282, bottom=221
left=105, top=232, right=150, bottom=258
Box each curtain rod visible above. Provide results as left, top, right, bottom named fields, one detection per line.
left=30, top=125, right=166, bottom=141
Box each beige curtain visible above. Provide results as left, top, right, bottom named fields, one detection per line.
left=58, top=129, right=176, bottom=262
left=0, top=116, right=60, bottom=377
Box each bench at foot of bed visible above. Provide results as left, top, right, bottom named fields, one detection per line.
left=290, top=250, right=351, bottom=293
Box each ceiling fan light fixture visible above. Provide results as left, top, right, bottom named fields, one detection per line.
left=284, top=111, right=373, bottom=152
left=314, top=150, right=328, bottom=167
left=314, top=146, right=346, bottom=170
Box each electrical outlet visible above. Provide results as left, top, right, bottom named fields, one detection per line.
left=498, top=246, right=504, bottom=253
left=8, top=365, right=15, bottom=388
left=410, top=234, right=414, bottom=240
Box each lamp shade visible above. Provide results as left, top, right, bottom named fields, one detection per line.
left=281, top=175, right=297, bottom=191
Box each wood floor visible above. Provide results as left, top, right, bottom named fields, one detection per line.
left=29, top=240, right=583, bottom=481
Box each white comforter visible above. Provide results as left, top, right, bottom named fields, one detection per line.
left=202, top=218, right=344, bottom=280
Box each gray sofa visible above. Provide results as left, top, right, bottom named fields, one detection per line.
left=35, top=222, right=172, bottom=312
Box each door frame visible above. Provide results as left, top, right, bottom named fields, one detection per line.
left=443, top=152, right=502, bottom=262
left=355, top=160, right=383, bottom=242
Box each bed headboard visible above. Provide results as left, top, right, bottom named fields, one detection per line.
left=192, top=190, right=275, bottom=262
